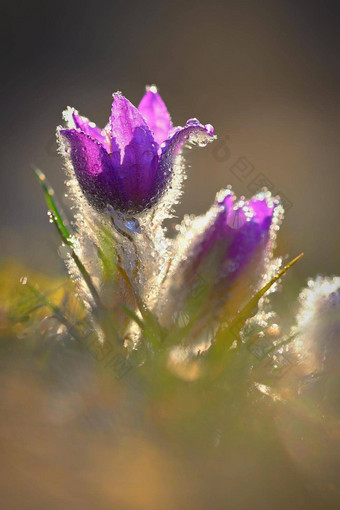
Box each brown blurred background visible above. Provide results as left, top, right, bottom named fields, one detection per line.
left=1, top=0, right=339, bottom=283
left=1, top=3, right=340, bottom=508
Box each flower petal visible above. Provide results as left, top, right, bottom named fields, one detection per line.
left=65, top=108, right=110, bottom=152
left=108, top=93, right=161, bottom=212
left=59, top=129, right=120, bottom=210
left=249, top=196, right=274, bottom=227
left=158, top=119, right=215, bottom=185
left=118, top=129, right=160, bottom=211
left=138, top=86, right=172, bottom=146
left=110, top=93, right=158, bottom=159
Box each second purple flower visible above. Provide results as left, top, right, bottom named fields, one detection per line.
left=159, top=188, right=283, bottom=328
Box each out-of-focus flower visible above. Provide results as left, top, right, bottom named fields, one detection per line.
left=59, top=86, right=214, bottom=215
left=292, top=276, right=340, bottom=374
left=160, top=188, right=283, bottom=328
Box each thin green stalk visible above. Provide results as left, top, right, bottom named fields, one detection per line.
left=34, top=168, right=71, bottom=242
left=25, top=283, right=84, bottom=343
left=209, top=253, right=304, bottom=358
left=35, top=169, right=103, bottom=311
left=119, top=303, right=160, bottom=347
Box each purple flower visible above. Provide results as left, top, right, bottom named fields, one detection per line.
left=161, top=189, right=283, bottom=325
left=59, top=86, right=214, bottom=214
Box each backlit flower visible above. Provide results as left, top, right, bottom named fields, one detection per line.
left=292, top=276, right=340, bottom=373
left=59, top=86, right=214, bottom=215
left=160, top=188, right=283, bottom=326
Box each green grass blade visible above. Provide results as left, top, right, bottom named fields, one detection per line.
left=34, top=169, right=103, bottom=312
left=34, top=168, right=72, bottom=243
left=209, top=253, right=304, bottom=357
left=24, top=283, right=85, bottom=343
left=119, top=303, right=160, bottom=347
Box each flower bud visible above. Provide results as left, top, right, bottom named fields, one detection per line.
left=160, top=188, right=283, bottom=329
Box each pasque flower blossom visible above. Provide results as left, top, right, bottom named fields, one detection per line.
left=160, top=188, right=282, bottom=326
left=59, top=86, right=214, bottom=214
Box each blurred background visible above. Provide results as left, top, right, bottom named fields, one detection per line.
left=1, top=2, right=340, bottom=508
left=0, top=0, right=339, bottom=282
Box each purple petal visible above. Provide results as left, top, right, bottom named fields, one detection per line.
left=108, top=94, right=161, bottom=212
left=186, top=190, right=278, bottom=293
left=249, top=197, right=274, bottom=227
left=226, top=207, right=247, bottom=229
left=138, top=86, right=172, bottom=146
left=222, top=195, right=276, bottom=271
left=71, top=111, right=110, bottom=152
left=111, top=94, right=159, bottom=213
left=117, top=132, right=160, bottom=211
left=221, top=193, right=248, bottom=229
left=110, top=93, right=158, bottom=158
left=226, top=217, right=269, bottom=270
left=59, top=129, right=120, bottom=210
left=220, top=192, right=235, bottom=211
left=158, top=119, right=215, bottom=185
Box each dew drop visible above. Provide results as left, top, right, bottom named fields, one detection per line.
left=186, top=118, right=200, bottom=126
left=125, top=218, right=141, bottom=234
